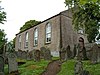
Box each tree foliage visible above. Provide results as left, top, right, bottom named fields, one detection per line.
left=65, top=0, right=100, bottom=42
left=20, top=20, right=41, bottom=32
left=0, top=1, right=6, bottom=24
left=0, top=29, right=7, bottom=53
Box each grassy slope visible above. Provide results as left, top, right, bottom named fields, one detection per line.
left=58, top=60, right=100, bottom=75
left=5, top=59, right=50, bottom=75
left=4, top=57, right=59, bottom=75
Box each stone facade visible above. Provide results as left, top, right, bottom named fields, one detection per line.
left=15, top=10, right=87, bottom=57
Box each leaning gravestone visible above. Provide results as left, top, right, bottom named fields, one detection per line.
left=0, top=56, right=4, bottom=75
left=34, top=50, right=40, bottom=62
left=8, top=53, right=18, bottom=74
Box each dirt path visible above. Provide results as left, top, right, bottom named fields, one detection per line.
left=40, top=60, right=62, bottom=75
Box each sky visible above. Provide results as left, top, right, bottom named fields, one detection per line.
left=0, top=0, right=67, bottom=41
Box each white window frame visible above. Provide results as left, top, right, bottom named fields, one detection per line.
left=46, top=22, right=51, bottom=43
left=25, top=32, right=28, bottom=48
left=18, top=35, right=21, bottom=49
left=34, top=28, right=38, bottom=46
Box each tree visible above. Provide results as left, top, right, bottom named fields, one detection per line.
left=0, top=29, right=7, bottom=53
left=0, top=1, right=6, bottom=24
left=20, top=20, right=41, bottom=32
left=65, top=0, right=100, bottom=42
left=0, top=1, right=7, bottom=54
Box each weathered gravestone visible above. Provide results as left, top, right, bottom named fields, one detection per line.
left=21, top=51, right=27, bottom=59
left=26, top=51, right=34, bottom=60
left=65, top=45, right=72, bottom=60
left=80, top=70, right=90, bottom=75
left=59, top=47, right=66, bottom=61
left=44, top=48, right=51, bottom=60
left=0, top=56, right=4, bottom=75
left=76, top=37, right=88, bottom=60
left=8, top=53, right=18, bottom=74
left=90, top=44, right=100, bottom=64
left=40, top=47, right=47, bottom=59
left=40, top=47, right=51, bottom=60
left=73, top=44, right=77, bottom=58
left=60, top=45, right=72, bottom=61
left=17, top=50, right=22, bottom=59
left=34, top=50, right=40, bottom=62
left=74, top=61, right=83, bottom=75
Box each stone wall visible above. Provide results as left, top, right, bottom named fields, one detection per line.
left=15, top=15, right=61, bottom=57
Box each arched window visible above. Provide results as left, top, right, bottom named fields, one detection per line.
left=25, top=32, right=28, bottom=47
left=18, top=35, right=21, bottom=48
left=46, top=22, right=51, bottom=43
left=34, top=28, right=38, bottom=46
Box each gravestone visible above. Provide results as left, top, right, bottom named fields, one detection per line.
left=90, top=44, right=100, bottom=64
left=0, top=56, right=4, bottom=75
left=17, top=50, right=22, bottom=59
left=44, top=48, right=51, bottom=60
left=76, top=37, right=88, bottom=60
left=8, top=53, right=18, bottom=74
left=74, top=61, right=83, bottom=75
left=73, top=44, right=77, bottom=57
left=65, top=45, right=72, bottom=59
left=80, top=70, right=90, bottom=75
left=40, top=47, right=47, bottom=59
left=21, top=51, right=27, bottom=59
left=27, top=51, right=34, bottom=60
left=34, top=50, right=40, bottom=62
left=59, top=47, right=66, bottom=61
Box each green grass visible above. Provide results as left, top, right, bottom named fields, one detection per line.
left=5, top=59, right=50, bottom=75
left=4, top=57, right=60, bottom=75
left=58, top=60, right=100, bottom=75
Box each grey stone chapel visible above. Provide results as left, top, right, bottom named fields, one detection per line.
left=15, top=9, right=88, bottom=57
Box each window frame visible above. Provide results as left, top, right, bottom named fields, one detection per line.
left=25, top=32, right=28, bottom=48
left=18, top=35, right=21, bottom=49
left=45, top=22, right=52, bottom=44
left=33, top=28, right=38, bottom=46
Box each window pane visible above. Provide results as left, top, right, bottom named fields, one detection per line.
left=34, top=28, right=38, bottom=46
left=25, top=32, right=28, bottom=47
left=46, top=23, right=51, bottom=43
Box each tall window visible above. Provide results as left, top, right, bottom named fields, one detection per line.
left=25, top=32, right=28, bottom=48
left=46, top=22, right=51, bottom=43
left=34, top=28, right=38, bottom=46
left=18, top=35, right=21, bottom=48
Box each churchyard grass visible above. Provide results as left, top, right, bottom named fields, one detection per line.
left=4, top=59, right=50, bottom=75
left=58, top=59, right=100, bottom=75
left=4, top=57, right=59, bottom=75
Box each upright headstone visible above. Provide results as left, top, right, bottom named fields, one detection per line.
left=65, top=45, right=72, bottom=59
left=90, top=44, right=100, bottom=64
left=34, top=50, right=40, bottom=62
left=76, top=37, right=88, bottom=60
left=40, top=47, right=47, bottom=59
left=44, top=48, right=51, bottom=60
left=8, top=53, right=18, bottom=74
left=21, top=51, right=27, bottom=59
left=74, top=61, right=83, bottom=75
left=17, top=50, right=22, bottom=59
left=59, top=47, right=66, bottom=61
left=0, top=56, right=4, bottom=75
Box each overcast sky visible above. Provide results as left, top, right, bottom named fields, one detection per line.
left=0, top=0, right=67, bottom=41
